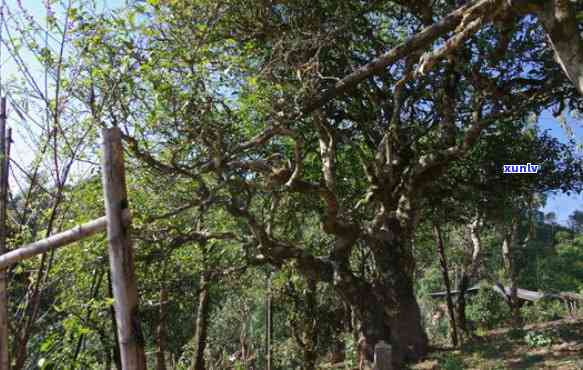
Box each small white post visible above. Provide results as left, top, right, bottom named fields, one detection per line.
left=374, top=341, right=392, bottom=370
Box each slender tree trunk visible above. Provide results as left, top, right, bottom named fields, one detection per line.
left=156, top=285, right=168, bottom=370
left=457, top=218, right=483, bottom=340
left=192, top=272, right=210, bottom=370
left=302, top=279, right=318, bottom=370
left=72, top=268, right=105, bottom=366
left=302, top=341, right=318, bottom=369
left=456, top=275, right=469, bottom=334
left=502, top=221, right=522, bottom=328
left=265, top=272, right=273, bottom=370
left=0, top=97, right=10, bottom=370
left=433, top=224, right=458, bottom=347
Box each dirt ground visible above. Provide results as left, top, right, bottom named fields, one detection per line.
left=410, top=318, right=583, bottom=369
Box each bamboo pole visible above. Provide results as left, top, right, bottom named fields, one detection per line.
left=0, top=210, right=130, bottom=270
left=0, top=96, right=9, bottom=370
left=101, top=127, right=146, bottom=370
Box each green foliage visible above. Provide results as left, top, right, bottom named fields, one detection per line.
left=466, top=288, right=511, bottom=330
left=535, top=234, right=583, bottom=293
left=521, top=301, right=564, bottom=324
left=507, top=327, right=526, bottom=340
left=568, top=210, right=583, bottom=233
left=2, top=0, right=582, bottom=368
left=342, top=333, right=358, bottom=369
left=524, top=331, right=552, bottom=348
left=438, top=352, right=465, bottom=370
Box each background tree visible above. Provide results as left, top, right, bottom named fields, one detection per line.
left=568, top=210, right=583, bottom=233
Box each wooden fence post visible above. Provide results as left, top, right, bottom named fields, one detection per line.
left=102, top=127, right=146, bottom=370
left=0, top=97, right=10, bottom=370
left=374, top=341, right=392, bottom=370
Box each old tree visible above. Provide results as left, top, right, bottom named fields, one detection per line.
left=71, top=0, right=582, bottom=366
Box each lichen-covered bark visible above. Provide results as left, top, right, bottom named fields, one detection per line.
left=536, top=0, right=583, bottom=95
left=501, top=221, right=522, bottom=328
left=329, top=214, right=427, bottom=367
left=457, top=219, right=483, bottom=339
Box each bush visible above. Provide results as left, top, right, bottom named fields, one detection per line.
left=507, top=327, right=525, bottom=340
left=521, top=300, right=564, bottom=324
left=466, top=287, right=511, bottom=330
left=438, top=353, right=465, bottom=370
left=524, top=331, right=552, bottom=347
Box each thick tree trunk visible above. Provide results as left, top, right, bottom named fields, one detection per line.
left=192, top=272, right=210, bottom=370
left=388, top=277, right=428, bottom=365
left=336, top=231, right=428, bottom=367
left=536, top=0, right=583, bottom=96
left=348, top=278, right=427, bottom=367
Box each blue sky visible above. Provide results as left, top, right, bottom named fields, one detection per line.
left=538, top=111, right=583, bottom=225
left=2, top=0, right=582, bottom=225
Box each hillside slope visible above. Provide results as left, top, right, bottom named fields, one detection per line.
left=411, top=319, right=583, bottom=369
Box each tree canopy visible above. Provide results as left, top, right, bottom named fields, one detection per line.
left=0, top=0, right=582, bottom=368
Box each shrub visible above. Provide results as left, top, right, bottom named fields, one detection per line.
left=524, top=331, right=552, bottom=347
left=466, top=287, right=511, bottom=330
left=507, top=327, right=525, bottom=340
left=439, top=353, right=465, bottom=370
left=521, top=300, right=564, bottom=324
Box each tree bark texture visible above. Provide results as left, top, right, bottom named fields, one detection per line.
left=501, top=221, right=522, bottom=328
left=192, top=272, right=210, bottom=370
left=334, top=222, right=428, bottom=367
left=456, top=218, right=482, bottom=339
left=156, top=286, right=168, bottom=370
left=302, top=279, right=318, bottom=370
left=536, top=0, right=583, bottom=95
left=432, top=224, right=458, bottom=347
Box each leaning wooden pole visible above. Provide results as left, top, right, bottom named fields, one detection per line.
left=0, top=97, right=10, bottom=370
left=101, top=127, right=146, bottom=370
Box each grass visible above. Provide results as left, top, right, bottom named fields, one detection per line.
left=410, top=318, right=583, bottom=369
